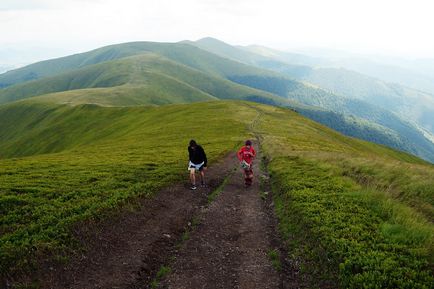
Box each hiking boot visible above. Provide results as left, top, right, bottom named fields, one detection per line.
left=201, top=182, right=207, bottom=188
left=190, top=185, right=197, bottom=190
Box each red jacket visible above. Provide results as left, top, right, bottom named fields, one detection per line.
left=237, top=146, right=256, bottom=164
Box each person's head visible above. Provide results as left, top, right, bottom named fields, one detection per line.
left=245, top=140, right=252, bottom=147
left=190, top=139, right=197, bottom=149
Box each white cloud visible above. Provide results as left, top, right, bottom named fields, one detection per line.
left=0, top=0, right=102, bottom=11
left=0, top=0, right=433, bottom=63
left=0, top=0, right=47, bottom=11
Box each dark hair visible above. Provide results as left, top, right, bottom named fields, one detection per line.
left=245, top=140, right=252, bottom=146
left=190, top=139, right=197, bottom=147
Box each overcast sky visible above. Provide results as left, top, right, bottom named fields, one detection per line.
left=1, top=0, right=434, bottom=65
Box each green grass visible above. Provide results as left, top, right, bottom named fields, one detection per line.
left=2, top=40, right=434, bottom=163
left=150, top=265, right=171, bottom=288
left=249, top=104, right=433, bottom=288
left=0, top=52, right=295, bottom=113
left=270, top=157, right=432, bottom=288
left=0, top=44, right=284, bottom=105
left=267, top=249, right=282, bottom=271
left=188, top=37, right=434, bottom=163
left=0, top=101, right=255, bottom=278
left=207, top=167, right=236, bottom=204
left=0, top=100, right=433, bottom=288
left=0, top=40, right=276, bottom=90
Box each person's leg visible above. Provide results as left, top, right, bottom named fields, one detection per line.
left=246, top=169, right=253, bottom=186
left=200, top=170, right=205, bottom=186
left=190, top=168, right=196, bottom=189
left=244, top=169, right=249, bottom=186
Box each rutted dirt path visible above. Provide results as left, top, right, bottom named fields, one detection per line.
left=36, top=153, right=239, bottom=289
left=159, top=144, right=282, bottom=289
left=32, top=143, right=298, bottom=289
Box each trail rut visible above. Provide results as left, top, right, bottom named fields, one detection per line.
left=159, top=145, right=281, bottom=289
left=31, top=144, right=299, bottom=289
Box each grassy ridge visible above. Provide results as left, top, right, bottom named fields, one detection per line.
left=1, top=101, right=433, bottom=287
left=271, top=157, right=432, bottom=288
left=187, top=38, right=434, bottom=163
left=0, top=41, right=274, bottom=90
left=0, top=53, right=292, bottom=108
left=190, top=37, right=434, bottom=136
left=250, top=104, right=433, bottom=287
left=0, top=101, right=255, bottom=277
left=2, top=40, right=434, bottom=163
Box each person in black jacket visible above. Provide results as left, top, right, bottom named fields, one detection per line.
left=188, top=139, right=207, bottom=190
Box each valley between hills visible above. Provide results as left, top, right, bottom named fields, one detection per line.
left=0, top=39, right=433, bottom=288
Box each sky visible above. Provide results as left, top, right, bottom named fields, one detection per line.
left=1, top=0, right=434, bottom=65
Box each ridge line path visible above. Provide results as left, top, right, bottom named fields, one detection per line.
left=158, top=142, right=282, bottom=289
left=38, top=153, right=239, bottom=289
left=34, top=107, right=302, bottom=289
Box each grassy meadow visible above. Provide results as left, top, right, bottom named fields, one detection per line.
left=0, top=100, right=432, bottom=288
left=2, top=40, right=434, bottom=163
left=0, top=101, right=254, bottom=278
left=251, top=103, right=433, bottom=288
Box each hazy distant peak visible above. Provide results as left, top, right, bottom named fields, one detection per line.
left=195, top=37, right=227, bottom=44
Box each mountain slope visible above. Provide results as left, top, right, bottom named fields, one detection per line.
left=246, top=43, right=434, bottom=135
left=321, top=57, right=434, bottom=95
left=0, top=101, right=432, bottom=287
left=0, top=41, right=277, bottom=89
left=0, top=42, right=167, bottom=88
left=191, top=38, right=434, bottom=135
left=0, top=53, right=294, bottom=107
left=296, top=67, right=434, bottom=133
left=0, top=40, right=349, bottom=107
left=186, top=38, right=434, bottom=162
left=1, top=40, right=434, bottom=163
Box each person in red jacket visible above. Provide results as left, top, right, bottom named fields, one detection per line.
left=237, top=140, right=256, bottom=187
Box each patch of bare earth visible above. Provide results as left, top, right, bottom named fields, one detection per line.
left=16, top=146, right=311, bottom=289
left=158, top=146, right=284, bottom=289
left=33, top=153, right=239, bottom=289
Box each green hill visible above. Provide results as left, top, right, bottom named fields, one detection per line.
left=213, top=38, right=434, bottom=136
left=3, top=39, right=433, bottom=137
left=0, top=41, right=302, bottom=106
left=256, top=103, right=433, bottom=287
left=295, top=67, right=434, bottom=134
left=186, top=38, right=434, bottom=162
left=1, top=40, right=434, bottom=163
left=0, top=99, right=415, bottom=167
left=0, top=53, right=290, bottom=106
left=0, top=101, right=432, bottom=287
left=192, top=38, right=434, bottom=134
left=0, top=41, right=275, bottom=89
left=191, top=37, right=321, bottom=68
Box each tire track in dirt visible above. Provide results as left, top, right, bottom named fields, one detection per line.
left=158, top=143, right=281, bottom=289
left=35, top=153, right=239, bottom=289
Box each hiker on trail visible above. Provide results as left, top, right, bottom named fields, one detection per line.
left=188, top=140, right=207, bottom=190
left=237, top=140, right=256, bottom=187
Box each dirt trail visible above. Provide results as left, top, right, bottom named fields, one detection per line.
left=32, top=143, right=298, bottom=289
left=159, top=145, right=281, bottom=289
left=36, top=153, right=239, bottom=289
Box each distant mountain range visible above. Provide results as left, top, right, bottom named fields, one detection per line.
left=242, top=44, right=434, bottom=95
left=0, top=65, right=15, bottom=74
left=192, top=37, right=434, bottom=135
left=0, top=38, right=433, bottom=163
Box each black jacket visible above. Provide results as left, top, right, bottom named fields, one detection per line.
left=188, top=145, right=207, bottom=166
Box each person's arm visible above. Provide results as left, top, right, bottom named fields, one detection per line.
left=252, top=148, right=257, bottom=158
left=237, top=147, right=243, bottom=161
left=202, top=147, right=208, bottom=167
left=188, top=146, right=193, bottom=162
